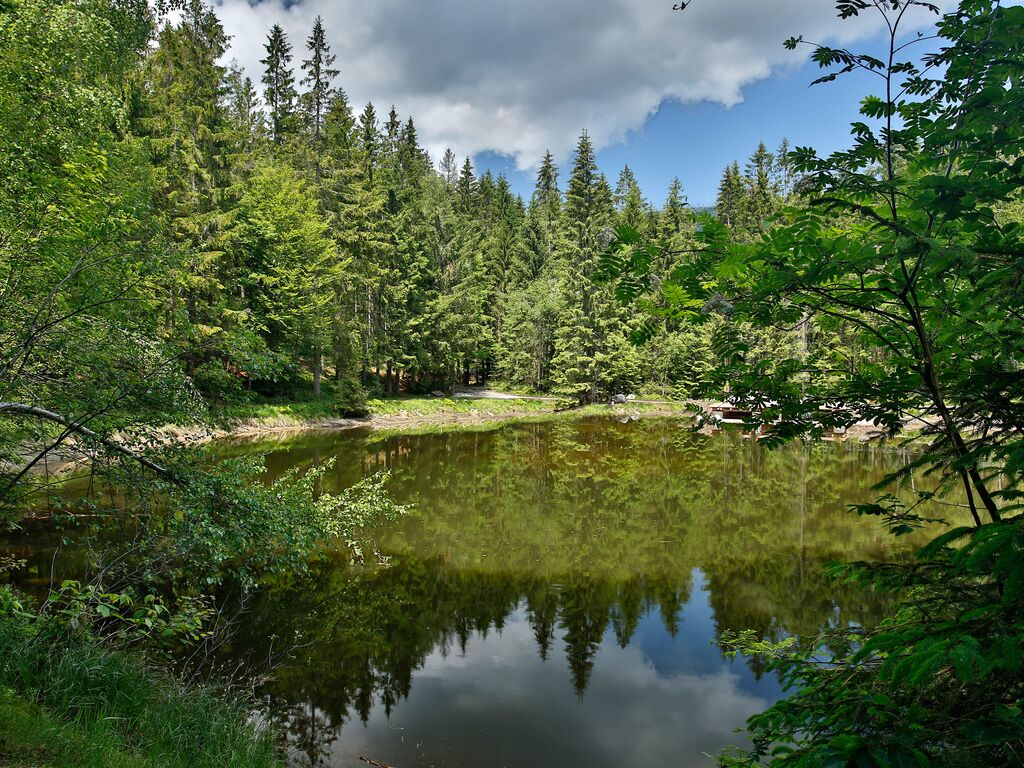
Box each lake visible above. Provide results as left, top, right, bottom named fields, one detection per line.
left=3, top=416, right=938, bottom=767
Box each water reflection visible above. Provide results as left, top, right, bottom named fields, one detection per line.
left=301, top=579, right=776, bottom=768
left=0, top=419, right=948, bottom=766
left=216, top=418, right=941, bottom=768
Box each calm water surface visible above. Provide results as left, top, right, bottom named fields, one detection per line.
left=4, top=417, right=938, bottom=768
left=218, top=417, right=930, bottom=768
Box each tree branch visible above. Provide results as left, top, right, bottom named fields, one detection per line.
left=0, top=402, right=181, bottom=486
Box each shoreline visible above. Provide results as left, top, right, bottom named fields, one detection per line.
left=192, top=400, right=696, bottom=442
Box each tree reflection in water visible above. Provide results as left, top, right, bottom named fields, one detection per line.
left=217, top=418, right=950, bottom=767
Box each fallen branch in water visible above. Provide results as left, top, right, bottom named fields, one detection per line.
left=358, top=757, right=396, bottom=768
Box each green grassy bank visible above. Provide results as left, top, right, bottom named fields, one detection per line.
left=0, top=615, right=280, bottom=768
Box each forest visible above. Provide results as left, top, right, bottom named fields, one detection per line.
left=6, top=0, right=801, bottom=415
left=1, top=0, right=1023, bottom=766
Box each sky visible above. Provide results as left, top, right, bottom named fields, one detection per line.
left=210, top=0, right=956, bottom=206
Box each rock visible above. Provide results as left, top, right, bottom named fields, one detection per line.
left=612, top=393, right=627, bottom=404
left=431, top=390, right=446, bottom=398
left=626, top=393, right=637, bottom=401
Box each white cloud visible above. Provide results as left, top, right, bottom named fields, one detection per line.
left=213, top=0, right=951, bottom=170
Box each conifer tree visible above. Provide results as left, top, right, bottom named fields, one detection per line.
left=261, top=24, right=297, bottom=145
left=231, top=160, right=344, bottom=395
left=439, top=148, right=459, bottom=186
left=659, top=177, right=689, bottom=240
left=358, top=102, right=379, bottom=182
left=225, top=61, right=263, bottom=147
left=614, top=165, right=649, bottom=232
left=715, top=161, right=745, bottom=229
left=775, top=137, right=794, bottom=199
left=138, top=0, right=241, bottom=385
left=456, top=157, right=477, bottom=212
left=740, top=141, right=779, bottom=234
left=385, top=107, right=402, bottom=155
left=522, top=151, right=562, bottom=279
left=551, top=132, right=622, bottom=401
left=300, top=16, right=339, bottom=185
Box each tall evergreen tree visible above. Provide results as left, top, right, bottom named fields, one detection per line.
left=231, top=160, right=344, bottom=395
left=715, top=161, right=745, bottom=228
left=439, top=148, right=459, bottom=186
left=614, top=165, right=648, bottom=232
left=551, top=132, right=622, bottom=402
left=740, top=141, right=779, bottom=234
left=138, top=0, right=242, bottom=386
left=659, top=177, right=689, bottom=239
left=300, top=15, right=339, bottom=193
left=300, top=17, right=338, bottom=142
left=225, top=60, right=263, bottom=147
left=358, top=102, right=379, bottom=182
left=261, top=24, right=297, bottom=145
left=775, top=137, right=794, bottom=199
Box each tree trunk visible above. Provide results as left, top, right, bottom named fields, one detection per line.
left=313, top=353, right=322, bottom=397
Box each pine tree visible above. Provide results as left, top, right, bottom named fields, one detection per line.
left=715, top=161, right=745, bottom=229
left=741, top=141, right=779, bottom=234
left=138, top=0, right=241, bottom=384
left=614, top=165, right=648, bottom=232
left=225, top=60, right=263, bottom=147
left=439, top=148, right=459, bottom=186
left=300, top=16, right=339, bottom=185
left=261, top=24, right=297, bottom=145
left=551, top=132, right=623, bottom=402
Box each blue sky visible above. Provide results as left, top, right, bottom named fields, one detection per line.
left=475, top=51, right=877, bottom=207
left=214, top=0, right=954, bottom=207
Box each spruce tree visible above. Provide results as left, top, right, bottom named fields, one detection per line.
left=225, top=61, right=263, bottom=147
left=261, top=24, right=297, bottom=145
left=741, top=141, right=779, bottom=234
left=138, top=0, right=241, bottom=385
left=775, top=137, right=794, bottom=199
left=551, top=132, right=622, bottom=402
left=497, top=150, right=563, bottom=388
left=660, top=177, right=689, bottom=239
left=715, top=161, right=745, bottom=229
left=230, top=160, right=343, bottom=395
left=439, top=148, right=459, bottom=186
left=456, top=157, right=476, bottom=212
left=614, top=165, right=648, bottom=232
left=300, top=16, right=339, bottom=185
left=358, top=102, right=379, bottom=182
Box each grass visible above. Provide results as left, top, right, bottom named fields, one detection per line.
left=364, top=395, right=553, bottom=416
left=0, top=687, right=146, bottom=768
left=211, top=397, right=343, bottom=425
left=0, top=615, right=281, bottom=768
left=211, top=391, right=694, bottom=428
left=209, top=393, right=557, bottom=427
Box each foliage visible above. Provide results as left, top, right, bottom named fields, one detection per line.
left=602, top=1, right=1024, bottom=765
left=0, top=611, right=280, bottom=768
